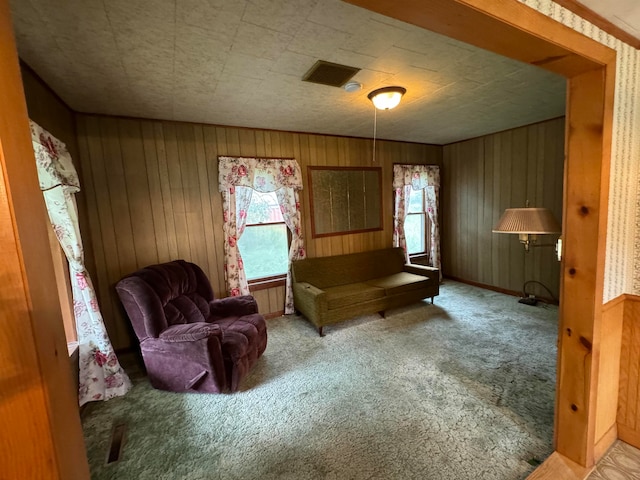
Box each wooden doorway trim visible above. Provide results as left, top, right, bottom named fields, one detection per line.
left=0, top=0, right=90, bottom=478
left=347, top=0, right=615, bottom=470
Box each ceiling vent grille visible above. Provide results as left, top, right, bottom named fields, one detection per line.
left=302, top=60, right=360, bottom=88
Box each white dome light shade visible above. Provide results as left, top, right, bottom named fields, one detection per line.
left=367, top=86, right=406, bottom=110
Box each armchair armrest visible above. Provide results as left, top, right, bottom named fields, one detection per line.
left=403, top=264, right=439, bottom=281
left=293, top=282, right=328, bottom=312
left=209, top=295, right=258, bottom=319
left=159, top=322, right=221, bottom=343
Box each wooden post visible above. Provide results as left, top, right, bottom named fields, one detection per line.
left=555, top=65, right=614, bottom=466
left=0, top=0, right=90, bottom=477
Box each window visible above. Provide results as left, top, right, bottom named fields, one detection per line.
left=237, top=190, right=289, bottom=283
left=404, top=188, right=431, bottom=258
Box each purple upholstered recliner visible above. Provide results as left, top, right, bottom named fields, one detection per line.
left=115, top=260, right=267, bottom=393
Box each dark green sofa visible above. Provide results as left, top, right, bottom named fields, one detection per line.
left=292, top=247, right=439, bottom=336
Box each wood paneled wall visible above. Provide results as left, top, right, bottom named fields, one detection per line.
left=442, top=117, right=565, bottom=299
left=75, top=114, right=441, bottom=349
left=20, top=64, right=77, bottom=153
left=595, top=295, right=624, bottom=459
left=617, top=295, right=640, bottom=448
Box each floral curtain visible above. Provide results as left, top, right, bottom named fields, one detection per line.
left=275, top=187, right=305, bottom=313
left=220, top=185, right=253, bottom=296
left=393, top=184, right=412, bottom=255
left=31, top=120, right=131, bottom=406
left=424, top=185, right=440, bottom=275
left=218, top=156, right=305, bottom=314
left=392, top=164, right=441, bottom=277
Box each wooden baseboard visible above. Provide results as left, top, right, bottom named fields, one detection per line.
left=618, top=423, right=640, bottom=450
left=527, top=451, right=594, bottom=480
left=594, top=423, right=617, bottom=462
left=443, top=275, right=559, bottom=304
left=264, top=310, right=284, bottom=320
left=444, top=275, right=520, bottom=296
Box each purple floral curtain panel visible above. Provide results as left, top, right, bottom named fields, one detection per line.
left=392, top=164, right=441, bottom=276
left=30, top=120, right=131, bottom=406
left=218, top=156, right=305, bottom=313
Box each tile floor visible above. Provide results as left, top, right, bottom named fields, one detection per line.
left=588, top=441, right=640, bottom=479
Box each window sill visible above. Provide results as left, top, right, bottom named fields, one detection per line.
left=249, top=276, right=286, bottom=291
left=409, top=254, right=431, bottom=266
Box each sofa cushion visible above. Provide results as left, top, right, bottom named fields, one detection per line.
left=292, top=248, right=406, bottom=288
left=325, top=282, right=385, bottom=310
left=366, top=272, right=432, bottom=296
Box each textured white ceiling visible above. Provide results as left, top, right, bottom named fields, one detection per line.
left=10, top=0, right=567, bottom=145
left=576, top=0, right=640, bottom=40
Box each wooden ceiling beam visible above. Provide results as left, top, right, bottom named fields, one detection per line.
left=345, top=0, right=615, bottom=78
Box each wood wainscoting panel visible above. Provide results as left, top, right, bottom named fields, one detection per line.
left=75, top=114, right=441, bottom=349
left=618, top=295, right=640, bottom=449
left=594, top=295, right=625, bottom=460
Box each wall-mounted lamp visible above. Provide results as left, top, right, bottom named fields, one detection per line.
left=492, top=206, right=561, bottom=252
left=367, top=86, right=406, bottom=110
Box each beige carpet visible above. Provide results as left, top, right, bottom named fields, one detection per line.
left=82, top=280, right=558, bottom=479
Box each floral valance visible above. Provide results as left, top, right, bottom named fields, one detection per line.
left=30, top=120, right=80, bottom=192
left=392, top=164, right=440, bottom=190
left=218, top=156, right=303, bottom=193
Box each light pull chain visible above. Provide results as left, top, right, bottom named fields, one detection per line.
left=372, top=106, right=377, bottom=163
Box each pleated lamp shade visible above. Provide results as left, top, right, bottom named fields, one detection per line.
left=492, top=207, right=561, bottom=234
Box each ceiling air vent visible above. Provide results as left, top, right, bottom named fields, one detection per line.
left=302, top=60, right=360, bottom=88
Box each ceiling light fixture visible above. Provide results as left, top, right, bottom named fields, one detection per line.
left=367, top=86, right=406, bottom=110
left=367, top=86, right=406, bottom=164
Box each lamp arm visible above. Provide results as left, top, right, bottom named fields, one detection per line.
left=524, top=238, right=563, bottom=262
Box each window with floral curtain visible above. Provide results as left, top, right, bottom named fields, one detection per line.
left=393, top=164, right=441, bottom=278
left=218, top=156, right=305, bottom=314
left=30, top=120, right=131, bottom=406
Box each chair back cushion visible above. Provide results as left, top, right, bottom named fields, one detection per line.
left=116, top=260, right=215, bottom=340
